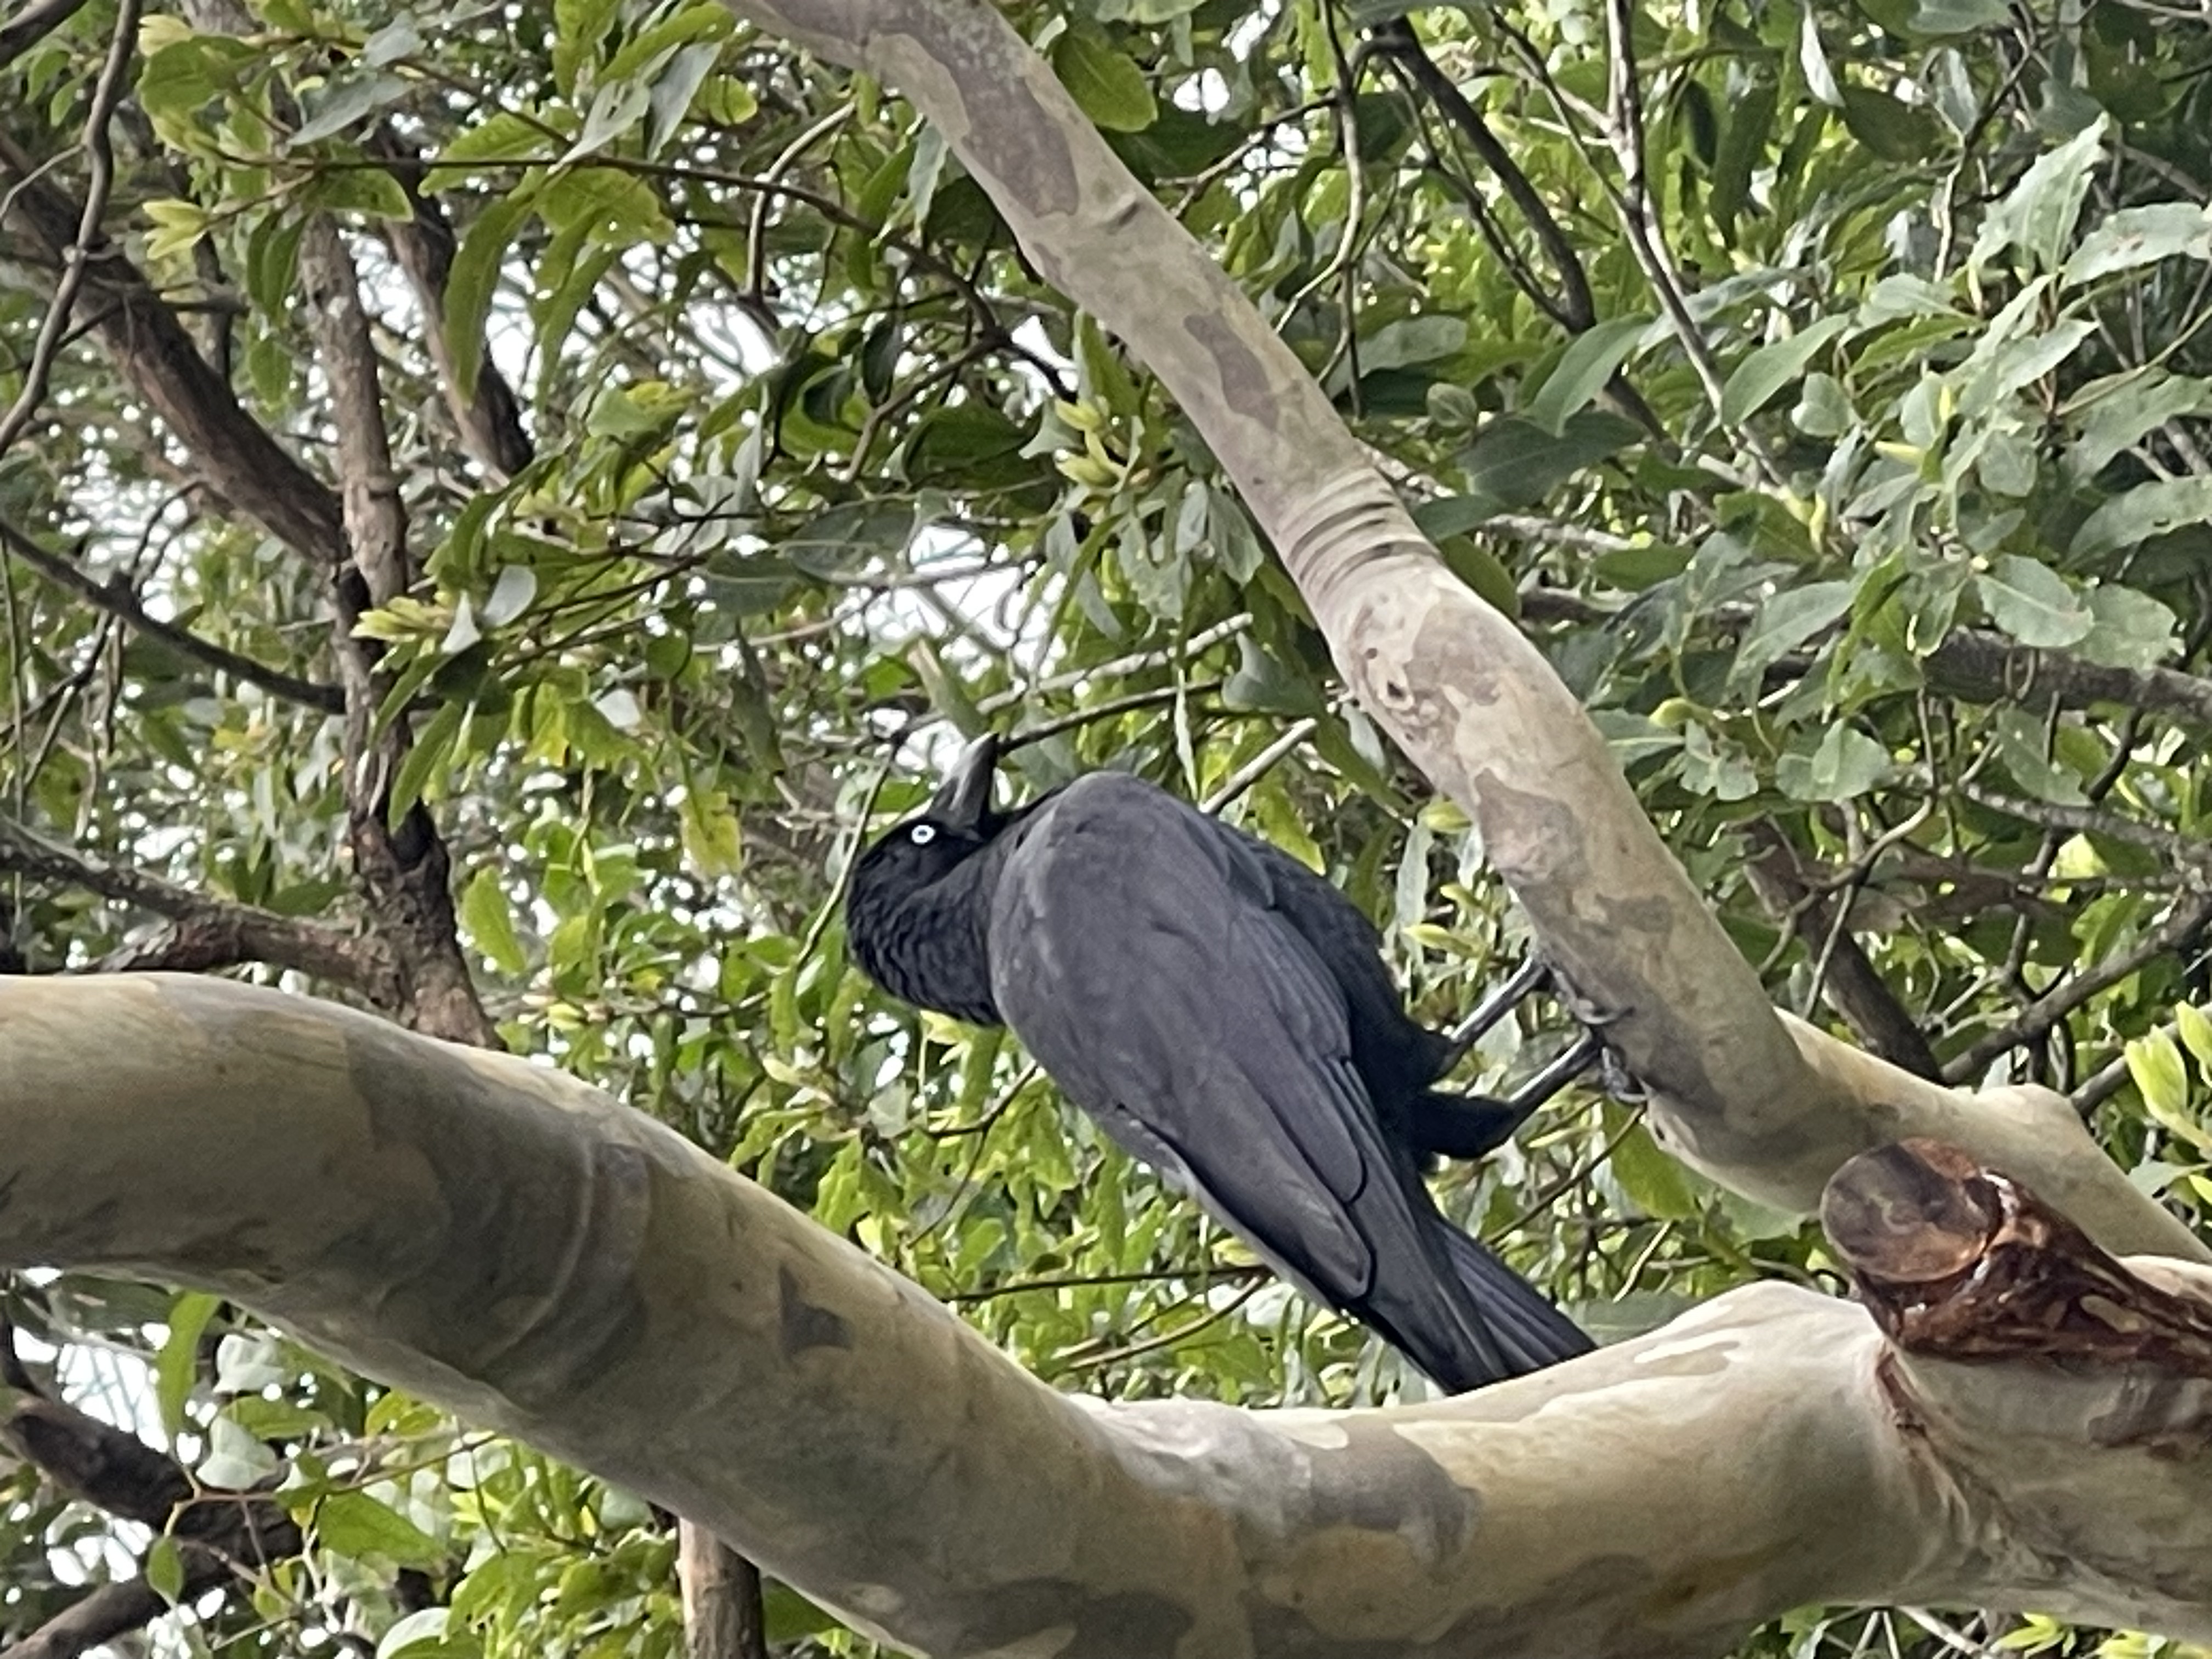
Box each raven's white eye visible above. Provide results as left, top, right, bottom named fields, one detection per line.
left=909, top=823, right=938, bottom=845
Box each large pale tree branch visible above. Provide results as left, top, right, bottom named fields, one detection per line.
left=1, top=975, right=2209, bottom=1657
left=714, top=0, right=2208, bottom=1267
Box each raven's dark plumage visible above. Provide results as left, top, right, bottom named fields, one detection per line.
left=846, top=737, right=1592, bottom=1390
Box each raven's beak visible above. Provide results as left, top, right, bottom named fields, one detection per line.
left=927, top=733, right=1000, bottom=831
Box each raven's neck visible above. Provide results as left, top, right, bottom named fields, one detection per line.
left=860, top=838, right=1012, bottom=1025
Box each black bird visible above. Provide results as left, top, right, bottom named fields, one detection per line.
left=845, top=736, right=1593, bottom=1390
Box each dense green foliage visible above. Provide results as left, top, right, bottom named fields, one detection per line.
left=3, top=0, right=2211, bottom=1652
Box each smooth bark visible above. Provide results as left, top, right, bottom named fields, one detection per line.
left=2, top=975, right=2209, bottom=1657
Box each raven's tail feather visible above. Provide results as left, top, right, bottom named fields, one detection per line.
left=1434, top=1224, right=1594, bottom=1386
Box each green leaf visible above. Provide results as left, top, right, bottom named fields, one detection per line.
left=1791, top=371, right=1853, bottom=437
left=437, top=109, right=549, bottom=172
left=1910, top=0, right=2010, bottom=30
left=2070, top=476, right=2212, bottom=559
left=290, top=71, right=411, bottom=146
left=1721, top=315, right=1851, bottom=427
left=2179, top=1004, right=2212, bottom=1075
left=2063, top=202, right=2212, bottom=287
left=1710, top=78, right=1776, bottom=236
left=2066, top=370, right=2212, bottom=479
left=1975, top=555, right=2092, bottom=647
left=460, top=866, right=528, bottom=976
left=1114, top=516, right=1186, bottom=620
left=1970, top=116, right=2107, bottom=275
left=1838, top=86, right=1944, bottom=162
left=1435, top=535, right=1519, bottom=618
left=155, top=1291, right=221, bottom=1441
left=2074, top=586, right=2179, bottom=671
left=1051, top=31, right=1157, bottom=133
left=1733, top=579, right=1854, bottom=680
left=1223, top=636, right=1323, bottom=716
left=389, top=701, right=463, bottom=827
left=2126, top=1030, right=2192, bottom=1124
left=444, top=183, right=539, bottom=402
left=1778, top=723, right=1892, bottom=803
left=146, top=1535, right=187, bottom=1605
left=1206, top=487, right=1265, bottom=583
left=315, top=1490, right=444, bottom=1570
left=602, top=2, right=730, bottom=78
left=1588, top=709, right=1682, bottom=767
left=1604, top=1112, right=1701, bottom=1220
left=563, top=77, right=652, bottom=162
left=303, top=168, right=415, bottom=221
left=784, top=500, right=917, bottom=582
left=1458, top=412, right=1642, bottom=509
left=142, top=198, right=210, bottom=262
left=1523, top=316, right=1649, bottom=436
left=647, top=41, right=724, bottom=155
left=1358, top=314, right=1468, bottom=373
left=680, top=786, right=744, bottom=878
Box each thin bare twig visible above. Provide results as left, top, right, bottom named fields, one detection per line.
left=0, top=0, right=140, bottom=457
left=0, top=515, right=343, bottom=713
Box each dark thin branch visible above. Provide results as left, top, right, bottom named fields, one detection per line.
left=298, top=219, right=494, bottom=1047
left=0, top=0, right=139, bottom=456
left=0, top=138, right=346, bottom=565
left=1944, top=891, right=2212, bottom=1085
left=1371, top=18, right=1595, bottom=331
left=0, top=1369, right=301, bottom=1659
left=1928, top=628, right=2212, bottom=731
left=1958, top=780, right=2210, bottom=867
left=368, top=130, right=535, bottom=481
left=0, top=515, right=344, bottom=713
left=0, top=811, right=399, bottom=997
left=1744, top=821, right=1943, bottom=1080
left=0, top=0, right=90, bottom=71
left=0, top=1561, right=221, bottom=1659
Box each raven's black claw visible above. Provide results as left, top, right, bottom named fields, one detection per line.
left=1440, top=954, right=1550, bottom=1070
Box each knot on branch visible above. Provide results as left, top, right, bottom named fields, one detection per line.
left=1822, top=1137, right=2212, bottom=1376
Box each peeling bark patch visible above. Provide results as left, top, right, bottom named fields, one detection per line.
left=1183, top=311, right=1271, bottom=416
left=778, top=1263, right=852, bottom=1357
left=1304, top=1420, right=1479, bottom=1559
left=1471, top=773, right=1586, bottom=890
left=945, top=1579, right=1191, bottom=1658
left=2086, top=1374, right=2212, bottom=1459
left=972, top=87, right=1077, bottom=214
left=337, top=1024, right=653, bottom=1406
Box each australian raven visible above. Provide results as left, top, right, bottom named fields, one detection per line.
left=844, top=735, right=1593, bottom=1390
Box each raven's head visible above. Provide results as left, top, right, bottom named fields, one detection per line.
left=851, top=733, right=1004, bottom=886
left=844, top=735, right=1008, bottom=1022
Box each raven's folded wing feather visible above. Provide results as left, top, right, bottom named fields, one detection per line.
left=985, top=774, right=1511, bottom=1381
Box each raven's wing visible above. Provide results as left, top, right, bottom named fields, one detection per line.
left=1240, top=833, right=1453, bottom=1097
left=985, top=772, right=1523, bottom=1387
